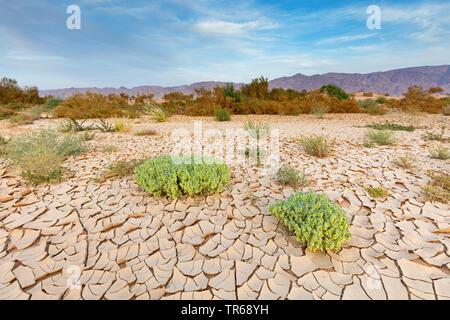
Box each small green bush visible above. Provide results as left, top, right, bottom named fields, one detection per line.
left=58, top=118, right=96, bottom=133
left=244, top=121, right=269, bottom=139
left=96, top=119, right=117, bottom=132
left=366, top=187, right=388, bottom=198
left=299, top=135, right=333, bottom=157
left=422, top=127, right=445, bottom=142
left=392, top=153, right=418, bottom=170
left=376, top=96, right=388, bottom=104
left=135, top=155, right=230, bottom=199
left=320, top=84, right=349, bottom=100
left=422, top=170, right=449, bottom=203
left=366, top=121, right=414, bottom=132
left=357, top=99, right=377, bottom=109
left=149, top=106, right=167, bottom=122
left=276, top=164, right=310, bottom=188
left=364, top=130, right=396, bottom=146
left=429, top=145, right=450, bottom=160
left=269, top=191, right=351, bottom=251
left=367, top=104, right=388, bottom=115
left=6, top=130, right=86, bottom=184
left=214, top=108, right=231, bottom=121
left=97, top=159, right=144, bottom=182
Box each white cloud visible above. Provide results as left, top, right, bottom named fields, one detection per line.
left=193, top=18, right=278, bottom=35
left=316, top=33, right=376, bottom=45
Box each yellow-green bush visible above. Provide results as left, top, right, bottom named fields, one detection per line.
left=269, top=191, right=351, bottom=251
left=135, top=155, right=230, bottom=199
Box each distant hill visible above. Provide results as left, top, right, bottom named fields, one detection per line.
left=39, top=65, right=450, bottom=98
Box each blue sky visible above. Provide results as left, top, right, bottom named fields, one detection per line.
left=1, top=0, right=449, bottom=89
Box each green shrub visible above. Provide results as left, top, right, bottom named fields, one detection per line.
left=96, top=119, right=117, bottom=132
left=135, top=155, right=230, bottom=199
left=269, top=191, right=351, bottom=251
left=364, top=130, right=396, bottom=146
left=0, top=135, right=7, bottom=156
left=244, top=121, right=269, bottom=139
left=276, top=164, right=310, bottom=188
left=114, top=119, right=131, bottom=133
left=319, top=84, right=349, bottom=100
left=299, top=135, right=333, bottom=157
left=366, top=121, right=414, bottom=132
left=376, top=96, right=388, bottom=104
left=366, top=187, right=388, bottom=198
left=6, top=130, right=86, bottom=184
left=58, top=118, right=96, bottom=133
left=149, top=106, right=167, bottom=122
left=422, top=171, right=449, bottom=203
left=357, top=99, right=377, bottom=109
left=9, top=107, right=42, bottom=125
left=367, top=104, right=388, bottom=115
left=214, top=108, right=231, bottom=121
left=422, top=127, right=445, bottom=141
left=97, top=159, right=144, bottom=182
left=392, top=153, right=418, bottom=169
left=429, top=145, right=450, bottom=160
left=44, top=97, right=63, bottom=109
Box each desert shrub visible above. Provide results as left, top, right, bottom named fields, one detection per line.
left=422, top=171, right=449, bottom=203
left=0, top=135, right=7, bottom=156
left=366, top=187, right=388, bottom=198
left=429, top=145, right=450, bottom=160
left=319, top=84, right=349, bottom=100
left=214, top=108, right=231, bottom=121
left=299, top=135, right=333, bottom=157
left=97, top=159, right=144, bottom=182
left=54, top=92, right=152, bottom=119
left=149, top=106, right=167, bottom=122
left=0, top=106, right=17, bottom=120
left=99, top=145, right=118, bottom=153
left=276, top=164, right=310, bottom=188
left=135, top=155, right=230, bottom=199
left=6, top=130, right=86, bottom=184
left=58, top=118, right=96, bottom=133
left=393, top=153, right=418, bottom=170
left=366, top=121, right=414, bottom=132
left=422, top=127, right=446, bottom=141
left=269, top=191, right=351, bottom=251
left=443, top=106, right=450, bottom=115
left=310, top=105, right=328, bottom=119
left=135, top=129, right=157, bottom=136
left=44, top=97, right=63, bottom=109
left=357, top=99, right=377, bottom=109
left=367, top=104, right=388, bottom=115
left=96, top=119, right=117, bottom=132
left=9, top=106, right=43, bottom=125
left=244, top=121, right=269, bottom=139
left=114, top=119, right=131, bottom=133
left=365, top=130, right=396, bottom=146
left=363, top=92, right=373, bottom=97
left=376, top=96, right=388, bottom=104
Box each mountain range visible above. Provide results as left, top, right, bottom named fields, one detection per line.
left=39, top=65, right=450, bottom=99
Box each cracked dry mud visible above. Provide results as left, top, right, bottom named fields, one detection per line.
left=0, top=114, right=449, bottom=300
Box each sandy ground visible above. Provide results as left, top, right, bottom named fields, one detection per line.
left=0, top=113, right=449, bottom=300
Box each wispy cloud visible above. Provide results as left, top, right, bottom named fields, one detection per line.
left=193, top=18, right=278, bottom=35
left=316, top=33, right=376, bottom=45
